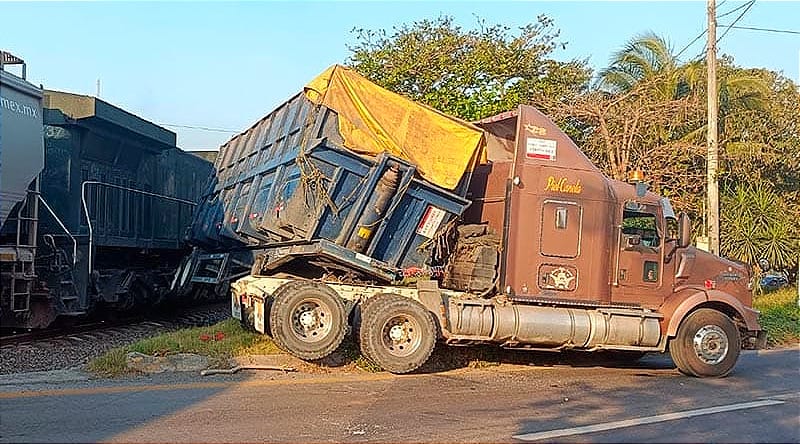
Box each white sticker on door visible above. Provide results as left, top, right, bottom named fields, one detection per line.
left=526, top=137, right=557, bottom=161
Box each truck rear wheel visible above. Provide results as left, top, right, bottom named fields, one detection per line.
left=359, top=294, right=437, bottom=374
left=269, top=281, right=347, bottom=361
left=669, top=308, right=740, bottom=377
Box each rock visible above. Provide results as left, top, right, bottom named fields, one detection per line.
left=231, top=354, right=296, bottom=368
left=126, top=352, right=209, bottom=373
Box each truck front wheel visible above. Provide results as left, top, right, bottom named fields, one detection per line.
left=269, top=281, right=347, bottom=360
left=669, top=308, right=741, bottom=377
left=359, top=294, right=437, bottom=374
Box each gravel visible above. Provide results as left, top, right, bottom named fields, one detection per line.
left=0, top=305, right=230, bottom=375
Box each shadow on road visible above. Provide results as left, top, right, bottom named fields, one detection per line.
left=513, top=349, right=800, bottom=443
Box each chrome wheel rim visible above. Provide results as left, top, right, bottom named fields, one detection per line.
left=381, top=314, right=422, bottom=357
left=693, top=325, right=729, bottom=365
left=290, top=298, right=331, bottom=343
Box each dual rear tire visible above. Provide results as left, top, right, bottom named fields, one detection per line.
left=357, top=294, right=437, bottom=374
left=269, top=281, right=347, bottom=361
left=267, top=282, right=437, bottom=373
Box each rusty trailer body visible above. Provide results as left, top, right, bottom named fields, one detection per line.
left=215, top=68, right=762, bottom=378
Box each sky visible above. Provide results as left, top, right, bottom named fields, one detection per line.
left=2, top=1, right=798, bottom=151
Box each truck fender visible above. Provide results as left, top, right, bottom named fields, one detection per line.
left=664, top=289, right=761, bottom=337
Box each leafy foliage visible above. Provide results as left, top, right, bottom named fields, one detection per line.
left=721, top=185, right=799, bottom=270
left=347, top=15, right=590, bottom=121
left=753, top=287, right=800, bottom=346
left=598, top=32, right=687, bottom=99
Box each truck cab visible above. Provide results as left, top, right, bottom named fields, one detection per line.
left=464, top=105, right=762, bottom=374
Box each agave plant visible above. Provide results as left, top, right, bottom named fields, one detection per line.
left=721, top=185, right=798, bottom=271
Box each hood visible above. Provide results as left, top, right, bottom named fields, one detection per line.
left=681, top=246, right=752, bottom=304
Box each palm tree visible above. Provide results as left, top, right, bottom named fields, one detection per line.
left=597, top=32, right=692, bottom=99
left=599, top=33, right=769, bottom=140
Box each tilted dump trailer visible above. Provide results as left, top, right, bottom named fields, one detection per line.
left=179, top=65, right=480, bottom=294
left=192, top=65, right=764, bottom=377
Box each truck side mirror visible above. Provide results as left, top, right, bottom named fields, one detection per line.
left=678, top=213, right=691, bottom=248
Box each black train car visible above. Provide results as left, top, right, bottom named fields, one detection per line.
left=0, top=79, right=213, bottom=328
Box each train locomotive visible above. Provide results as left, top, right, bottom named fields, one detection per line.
left=1, top=52, right=214, bottom=329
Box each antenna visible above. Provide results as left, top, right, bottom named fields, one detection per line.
left=96, top=78, right=101, bottom=97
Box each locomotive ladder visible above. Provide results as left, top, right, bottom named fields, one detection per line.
left=9, top=186, right=39, bottom=313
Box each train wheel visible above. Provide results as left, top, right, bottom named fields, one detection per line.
left=268, top=281, right=346, bottom=361
left=669, top=308, right=741, bottom=377
left=359, top=294, right=436, bottom=374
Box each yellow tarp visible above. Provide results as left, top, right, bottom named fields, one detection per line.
left=304, top=65, right=485, bottom=190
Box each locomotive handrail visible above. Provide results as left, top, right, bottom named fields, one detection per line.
left=80, top=180, right=198, bottom=274
left=37, top=194, right=78, bottom=265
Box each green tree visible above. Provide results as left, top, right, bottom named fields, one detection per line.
left=346, top=15, right=590, bottom=121
left=597, top=32, right=697, bottom=100
left=715, top=64, right=799, bottom=196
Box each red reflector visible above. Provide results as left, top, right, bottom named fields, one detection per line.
left=704, top=280, right=715, bottom=289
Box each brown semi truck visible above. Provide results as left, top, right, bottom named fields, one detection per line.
left=210, top=66, right=763, bottom=377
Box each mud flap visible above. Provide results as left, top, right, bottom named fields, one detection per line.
left=231, top=291, right=242, bottom=320
left=755, top=330, right=768, bottom=349
left=253, top=297, right=266, bottom=334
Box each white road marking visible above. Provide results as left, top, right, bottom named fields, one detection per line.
left=513, top=399, right=786, bottom=442
left=764, top=392, right=800, bottom=401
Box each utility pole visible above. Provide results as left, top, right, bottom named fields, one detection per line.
left=706, top=0, right=720, bottom=255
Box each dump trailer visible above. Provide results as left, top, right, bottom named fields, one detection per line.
left=209, top=65, right=763, bottom=377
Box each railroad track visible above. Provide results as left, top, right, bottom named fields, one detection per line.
left=0, top=303, right=232, bottom=374
left=1, top=303, right=230, bottom=346
left=0, top=321, right=116, bottom=347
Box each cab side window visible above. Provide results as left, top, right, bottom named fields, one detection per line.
left=622, top=211, right=660, bottom=248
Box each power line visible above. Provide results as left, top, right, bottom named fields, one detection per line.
left=723, top=25, right=800, bottom=35
left=160, top=123, right=240, bottom=133
left=716, top=1, right=750, bottom=19
left=683, top=0, right=761, bottom=63
left=717, top=0, right=756, bottom=44
left=676, top=29, right=708, bottom=60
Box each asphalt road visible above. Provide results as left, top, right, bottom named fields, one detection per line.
left=1, top=348, right=798, bottom=443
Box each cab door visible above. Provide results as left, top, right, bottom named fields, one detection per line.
left=612, top=201, right=667, bottom=306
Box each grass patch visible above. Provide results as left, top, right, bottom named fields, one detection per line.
left=754, top=286, right=800, bottom=347
left=86, top=348, right=129, bottom=377
left=88, top=318, right=280, bottom=377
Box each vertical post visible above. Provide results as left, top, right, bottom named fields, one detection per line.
left=706, top=0, right=720, bottom=256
